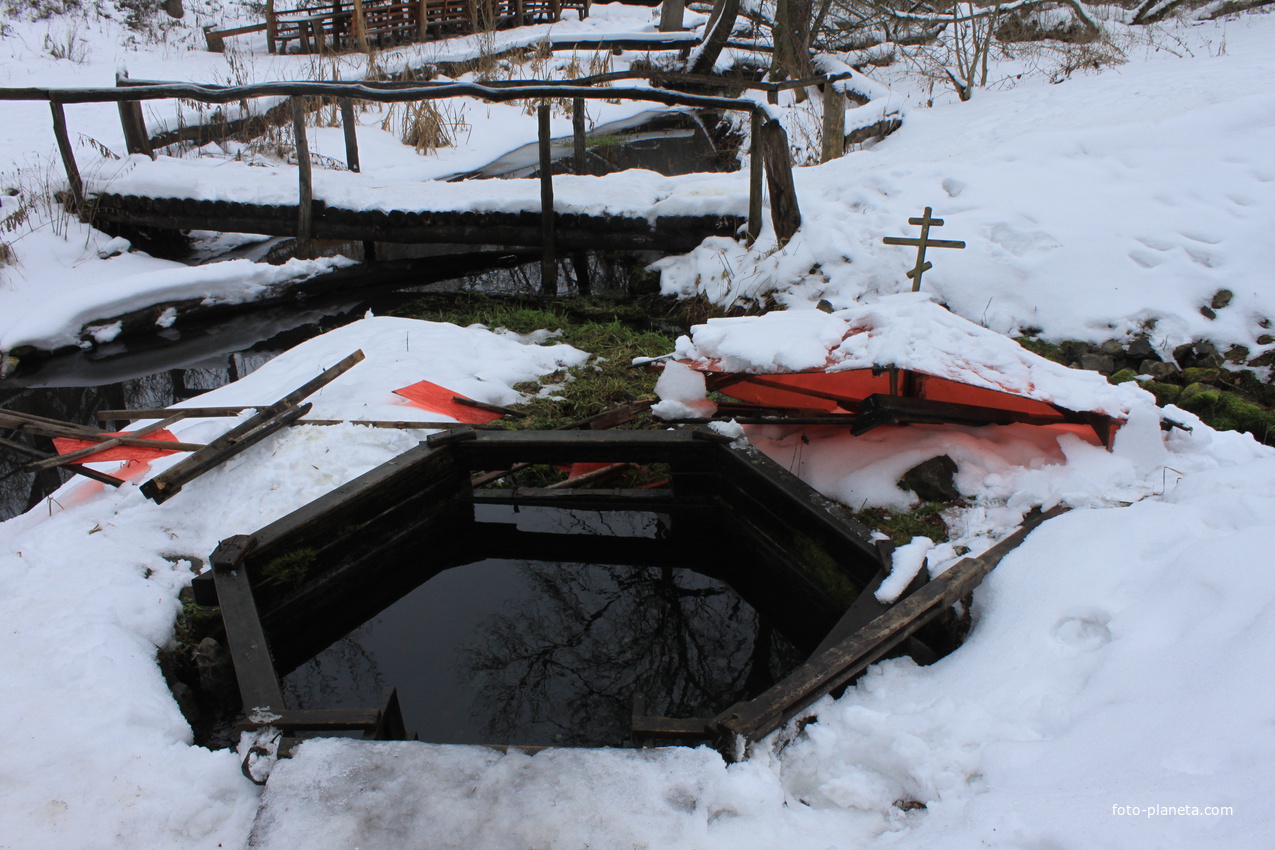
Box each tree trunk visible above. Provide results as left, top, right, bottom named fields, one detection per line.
left=771, top=0, right=813, bottom=96
left=689, top=0, right=741, bottom=75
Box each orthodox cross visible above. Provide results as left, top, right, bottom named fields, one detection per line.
left=882, top=207, right=966, bottom=292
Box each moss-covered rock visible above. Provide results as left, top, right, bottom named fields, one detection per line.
left=1109, top=368, right=1138, bottom=385
left=1139, top=380, right=1182, bottom=405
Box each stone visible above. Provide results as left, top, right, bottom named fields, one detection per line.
left=1099, top=340, right=1125, bottom=357
left=1126, top=337, right=1156, bottom=359
left=1109, top=368, right=1138, bottom=384
left=1225, top=345, right=1250, bottom=364
left=899, top=455, right=960, bottom=502
left=1200, top=306, right=1217, bottom=320
left=1140, top=360, right=1178, bottom=379
left=1210, top=289, right=1234, bottom=310
left=1078, top=353, right=1116, bottom=374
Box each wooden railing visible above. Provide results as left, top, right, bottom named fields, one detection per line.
left=0, top=75, right=858, bottom=284
left=205, top=0, right=591, bottom=53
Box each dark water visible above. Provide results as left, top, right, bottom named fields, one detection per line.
left=281, top=506, right=804, bottom=747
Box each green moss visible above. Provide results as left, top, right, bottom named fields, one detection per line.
left=1179, top=387, right=1275, bottom=443
left=173, top=600, right=222, bottom=652
left=1181, top=367, right=1220, bottom=384
left=261, top=547, right=318, bottom=588
left=853, top=502, right=951, bottom=548
left=792, top=531, right=860, bottom=608
left=1109, top=368, right=1137, bottom=385
left=1139, top=380, right=1182, bottom=405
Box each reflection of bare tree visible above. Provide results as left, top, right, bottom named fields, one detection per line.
left=282, top=627, right=386, bottom=710
left=460, top=560, right=802, bottom=747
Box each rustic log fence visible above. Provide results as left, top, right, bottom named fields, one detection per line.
left=2, top=74, right=852, bottom=269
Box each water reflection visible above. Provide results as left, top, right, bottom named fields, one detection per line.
left=279, top=508, right=804, bottom=747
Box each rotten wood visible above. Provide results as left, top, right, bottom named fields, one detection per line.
left=450, top=396, right=528, bottom=419
left=711, top=506, right=1069, bottom=756
left=140, top=350, right=365, bottom=503
left=759, top=118, right=801, bottom=245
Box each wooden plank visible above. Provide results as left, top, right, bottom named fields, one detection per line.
left=538, top=104, right=556, bottom=295
left=141, top=403, right=308, bottom=503
left=97, top=406, right=251, bottom=420
left=438, top=428, right=720, bottom=469
left=140, top=350, right=365, bottom=503
left=572, top=98, right=586, bottom=174
left=711, top=506, right=1069, bottom=753
left=470, top=486, right=674, bottom=510
left=212, top=534, right=286, bottom=713
left=850, top=393, right=1073, bottom=436
left=238, top=707, right=381, bottom=731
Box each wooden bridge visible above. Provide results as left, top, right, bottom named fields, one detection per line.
left=205, top=0, right=590, bottom=54
left=1, top=71, right=874, bottom=291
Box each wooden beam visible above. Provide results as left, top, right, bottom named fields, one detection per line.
left=711, top=506, right=1068, bottom=755
left=0, top=436, right=126, bottom=488
left=659, top=0, right=685, bottom=31
left=49, top=100, right=83, bottom=213
left=115, top=72, right=153, bottom=158
left=820, top=85, right=844, bottom=163
left=572, top=98, right=586, bottom=174
left=140, top=350, right=365, bottom=503
left=339, top=97, right=360, bottom=172
left=25, top=412, right=198, bottom=470
left=290, top=97, right=313, bottom=259
left=747, top=109, right=763, bottom=244
left=538, top=104, right=556, bottom=295
left=759, top=118, right=800, bottom=245
left=212, top=535, right=286, bottom=713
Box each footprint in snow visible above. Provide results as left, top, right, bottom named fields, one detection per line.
left=1052, top=615, right=1112, bottom=652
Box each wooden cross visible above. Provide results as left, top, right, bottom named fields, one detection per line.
left=882, top=207, right=966, bottom=292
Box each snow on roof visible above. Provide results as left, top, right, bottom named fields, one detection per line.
left=671, top=293, right=1157, bottom=419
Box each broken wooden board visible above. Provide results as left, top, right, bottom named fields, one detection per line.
left=141, top=350, right=364, bottom=503
left=710, top=505, right=1069, bottom=759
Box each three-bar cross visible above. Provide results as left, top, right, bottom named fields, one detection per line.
left=882, top=207, right=966, bottom=292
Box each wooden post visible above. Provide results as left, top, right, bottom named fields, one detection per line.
left=49, top=100, right=84, bottom=215
left=572, top=98, right=586, bottom=174
left=515, top=0, right=526, bottom=26
left=580, top=0, right=590, bottom=19
left=760, top=118, right=801, bottom=245
left=266, top=0, right=278, bottom=53
left=115, top=72, right=153, bottom=159
left=659, top=0, right=685, bottom=31
left=352, top=0, right=370, bottom=52
left=820, top=83, right=845, bottom=163
left=550, top=0, right=561, bottom=21
left=538, top=104, right=556, bottom=296
left=417, top=0, right=428, bottom=40
left=291, top=97, right=314, bottom=260
left=339, top=97, right=360, bottom=173
left=746, top=109, right=763, bottom=244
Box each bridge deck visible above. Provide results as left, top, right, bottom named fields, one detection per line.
left=87, top=155, right=750, bottom=250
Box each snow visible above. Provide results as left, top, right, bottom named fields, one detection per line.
left=1, top=4, right=1275, bottom=850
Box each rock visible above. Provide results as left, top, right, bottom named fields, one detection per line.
left=195, top=637, right=235, bottom=698
left=1078, top=353, right=1116, bottom=374
left=1140, top=380, right=1182, bottom=405
left=1179, top=382, right=1212, bottom=404
left=1126, top=337, right=1156, bottom=359
left=1225, top=345, right=1250, bottom=364
left=1099, top=340, right=1125, bottom=357
left=1140, top=360, right=1179, bottom=379
left=1195, top=341, right=1220, bottom=359
left=1200, top=306, right=1217, bottom=320
left=1248, top=350, right=1275, bottom=368
left=1258, top=334, right=1275, bottom=346
left=1210, top=289, right=1234, bottom=310
left=899, top=455, right=960, bottom=502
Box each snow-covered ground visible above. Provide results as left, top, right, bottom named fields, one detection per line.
left=2, top=3, right=1274, bottom=849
